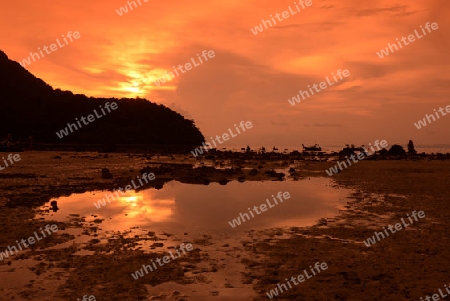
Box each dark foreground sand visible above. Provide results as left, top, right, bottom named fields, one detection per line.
left=248, top=160, right=450, bottom=300
left=0, top=151, right=448, bottom=300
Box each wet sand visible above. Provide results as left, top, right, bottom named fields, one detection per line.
left=0, top=151, right=448, bottom=300
left=248, top=160, right=450, bottom=300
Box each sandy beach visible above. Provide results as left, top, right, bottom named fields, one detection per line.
left=0, top=151, right=448, bottom=300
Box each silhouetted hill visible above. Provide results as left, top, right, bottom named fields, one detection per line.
left=0, top=50, right=204, bottom=146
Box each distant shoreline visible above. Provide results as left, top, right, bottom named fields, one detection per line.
left=2, top=146, right=450, bottom=156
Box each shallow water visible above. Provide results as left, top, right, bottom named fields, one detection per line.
left=39, top=178, right=351, bottom=235
left=28, top=178, right=354, bottom=300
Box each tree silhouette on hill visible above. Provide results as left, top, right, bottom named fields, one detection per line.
left=0, top=50, right=204, bottom=147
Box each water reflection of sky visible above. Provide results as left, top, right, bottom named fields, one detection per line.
left=40, top=178, right=352, bottom=234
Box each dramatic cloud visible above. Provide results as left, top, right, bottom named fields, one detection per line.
left=1, top=0, right=449, bottom=147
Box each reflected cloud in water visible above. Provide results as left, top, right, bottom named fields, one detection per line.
left=39, top=178, right=352, bottom=234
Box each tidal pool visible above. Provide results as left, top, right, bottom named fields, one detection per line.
left=39, top=178, right=351, bottom=235
left=29, top=178, right=355, bottom=300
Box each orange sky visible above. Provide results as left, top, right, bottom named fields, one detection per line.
left=1, top=0, right=449, bottom=148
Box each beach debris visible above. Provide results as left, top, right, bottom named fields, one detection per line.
left=318, top=218, right=328, bottom=226
left=265, top=169, right=285, bottom=180
left=50, top=200, right=59, bottom=212
left=101, top=168, right=113, bottom=179
left=219, top=178, right=230, bottom=185
left=150, top=242, right=164, bottom=248
left=249, top=168, right=258, bottom=176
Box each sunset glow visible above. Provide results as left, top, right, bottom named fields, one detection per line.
left=1, top=0, right=449, bottom=147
